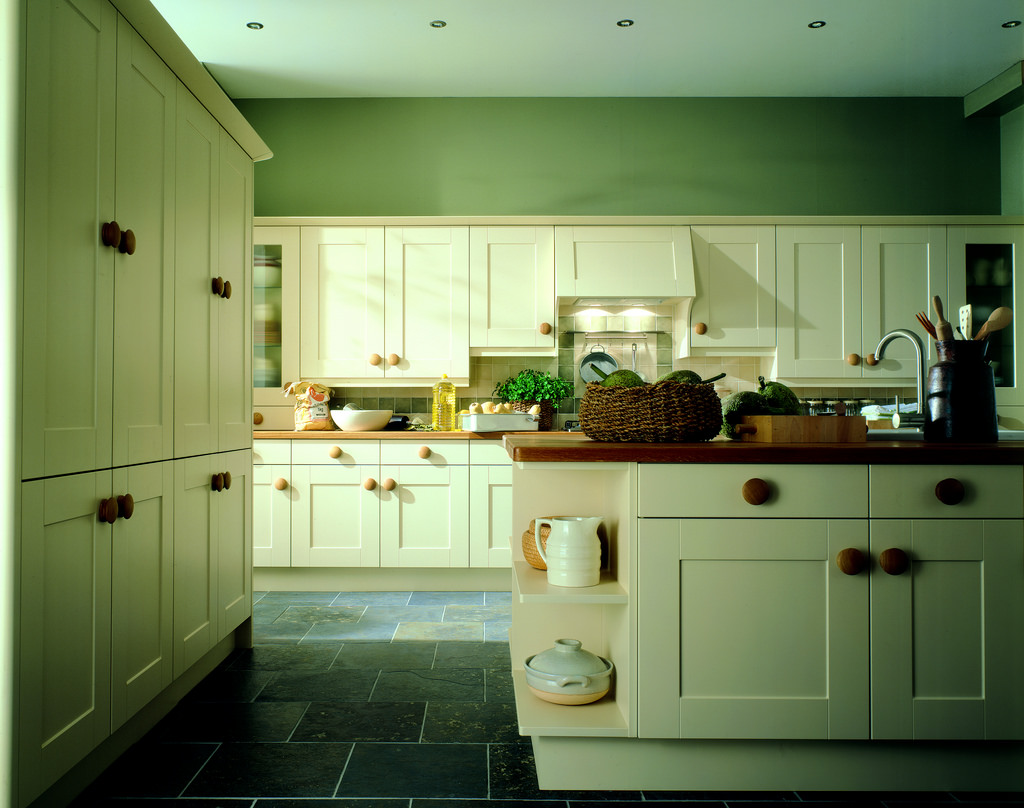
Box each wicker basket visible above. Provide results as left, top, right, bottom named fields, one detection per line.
left=511, top=400, right=554, bottom=431
left=522, top=519, right=551, bottom=570
left=579, top=380, right=722, bottom=442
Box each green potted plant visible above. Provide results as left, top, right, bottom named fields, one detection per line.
left=493, top=369, right=574, bottom=431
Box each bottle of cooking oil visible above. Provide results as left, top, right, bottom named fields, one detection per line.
left=431, top=373, right=457, bottom=431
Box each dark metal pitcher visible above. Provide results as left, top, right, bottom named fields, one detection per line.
left=924, top=340, right=997, bottom=442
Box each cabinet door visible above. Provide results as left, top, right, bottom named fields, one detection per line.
left=299, top=226, right=386, bottom=379
left=469, top=464, right=513, bottom=568
left=217, top=450, right=253, bottom=639
left=380, top=464, right=470, bottom=567
left=384, top=227, right=470, bottom=380
left=253, top=226, right=300, bottom=406
left=469, top=226, right=555, bottom=350
left=253, top=463, right=293, bottom=566
left=22, top=0, right=116, bottom=480
left=776, top=226, right=862, bottom=379
left=636, top=518, right=869, bottom=741
left=690, top=226, right=776, bottom=349
left=110, top=461, right=173, bottom=731
left=20, top=472, right=113, bottom=803
left=290, top=464, right=381, bottom=567
left=870, top=518, right=1024, bottom=740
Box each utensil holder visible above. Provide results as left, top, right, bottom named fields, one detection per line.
left=924, top=340, right=997, bottom=443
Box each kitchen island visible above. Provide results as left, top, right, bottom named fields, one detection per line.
left=504, top=433, right=1024, bottom=792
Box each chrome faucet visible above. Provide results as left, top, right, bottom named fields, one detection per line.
left=871, top=329, right=925, bottom=416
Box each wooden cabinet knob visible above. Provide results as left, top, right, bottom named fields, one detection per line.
left=253, top=411, right=264, bottom=425
left=368, top=353, right=382, bottom=366
left=741, top=477, right=771, bottom=505
left=273, top=477, right=288, bottom=491
left=879, top=547, right=910, bottom=576
left=387, top=353, right=400, bottom=366
left=98, top=497, right=118, bottom=524
left=418, top=445, right=432, bottom=459
left=212, top=276, right=225, bottom=296
left=223, top=471, right=232, bottom=490
left=935, top=477, right=965, bottom=505
left=383, top=478, right=397, bottom=491
left=212, top=472, right=225, bottom=492
left=836, top=547, right=866, bottom=575
left=116, top=494, right=134, bottom=520
left=864, top=354, right=879, bottom=366
left=694, top=322, right=708, bottom=336
left=363, top=477, right=377, bottom=490
left=101, top=221, right=121, bottom=249
left=846, top=353, right=861, bottom=366
left=539, top=322, right=552, bottom=335
left=118, top=228, right=136, bottom=255
left=222, top=279, right=232, bottom=299
left=328, top=445, right=343, bottom=459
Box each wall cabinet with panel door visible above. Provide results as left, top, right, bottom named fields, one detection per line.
left=299, top=226, right=470, bottom=384
left=469, top=226, right=556, bottom=354
left=253, top=226, right=301, bottom=407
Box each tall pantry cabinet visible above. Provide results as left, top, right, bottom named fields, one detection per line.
left=17, top=0, right=266, bottom=805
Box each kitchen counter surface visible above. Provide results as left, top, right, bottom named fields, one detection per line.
left=503, top=432, right=1024, bottom=464
left=254, top=430, right=534, bottom=440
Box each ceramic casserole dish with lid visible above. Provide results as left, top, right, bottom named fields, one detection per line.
left=524, top=638, right=614, bottom=705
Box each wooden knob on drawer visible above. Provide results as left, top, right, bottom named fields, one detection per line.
left=98, top=497, right=118, bottom=524
left=223, top=471, right=232, bottom=490
left=118, top=228, right=137, bottom=255
left=116, top=494, right=134, bottom=520
left=211, top=473, right=225, bottom=492
left=328, top=445, right=343, bottom=459
left=101, top=221, right=121, bottom=249
left=363, top=477, right=377, bottom=490
left=368, top=353, right=382, bottom=366
left=741, top=477, right=771, bottom=505
left=418, top=445, right=432, bottom=459
left=383, top=478, right=397, bottom=491
left=836, top=547, right=866, bottom=575
left=846, top=353, right=861, bottom=366
left=387, top=353, right=400, bottom=366
left=539, top=322, right=552, bottom=335
left=212, top=276, right=225, bottom=296
left=935, top=477, right=965, bottom=505
left=864, top=354, right=879, bottom=366
left=222, top=279, right=232, bottom=299
left=694, top=322, right=708, bottom=336
left=253, top=411, right=264, bottom=425
left=273, top=478, right=288, bottom=491
left=879, top=547, right=910, bottom=575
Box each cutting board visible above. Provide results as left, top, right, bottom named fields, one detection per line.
left=734, top=415, right=868, bottom=443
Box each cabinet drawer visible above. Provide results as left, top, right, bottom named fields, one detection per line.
left=468, top=441, right=510, bottom=465
left=380, top=440, right=469, bottom=466
left=291, top=440, right=380, bottom=466
left=638, top=464, right=868, bottom=518
left=254, top=441, right=290, bottom=465
left=870, top=465, right=1023, bottom=519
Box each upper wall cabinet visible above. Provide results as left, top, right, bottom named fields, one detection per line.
left=469, top=227, right=556, bottom=354
left=554, top=226, right=697, bottom=301
left=253, top=227, right=300, bottom=405
left=299, top=226, right=470, bottom=384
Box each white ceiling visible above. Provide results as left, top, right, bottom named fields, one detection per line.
left=148, top=0, right=1024, bottom=100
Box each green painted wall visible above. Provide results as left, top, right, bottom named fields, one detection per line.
left=235, top=97, right=1002, bottom=217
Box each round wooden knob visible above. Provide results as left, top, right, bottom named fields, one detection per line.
left=879, top=547, right=910, bottom=576
left=836, top=547, right=866, bottom=575
left=935, top=477, right=965, bottom=505
left=539, top=322, right=552, bottom=335
left=253, top=411, right=264, bottom=425
left=418, top=445, right=432, bottom=459
left=118, top=228, right=137, bottom=255
left=223, top=471, right=232, bottom=490
left=387, top=353, right=400, bottom=366
left=328, top=445, right=343, bottom=459
left=864, top=354, right=878, bottom=366
left=273, top=478, right=288, bottom=491
left=383, top=478, right=397, bottom=491
left=222, top=280, right=232, bottom=299
left=741, top=477, right=771, bottom=505
left=694, top=322, right=708, bottom=336
left=846, top=353, right=860, bottom=366
left=116, top=494, right=134, bottom=520
left=368, top=353, right=382, bottom=366
left=101, top=221, right=121, bottom=249
left=211, top=473, right=225, bottom=492
left=98, top=497, right=118, bottom=524
left=212, top=277, right=225, bottom=296
left=363, top=477, right=377, bottom=490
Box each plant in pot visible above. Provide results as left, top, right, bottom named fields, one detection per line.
left=493, top=369, right=574, bottom=431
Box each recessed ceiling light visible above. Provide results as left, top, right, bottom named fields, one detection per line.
left=430, top=20, right=447, bottom=28
left=246, top=21, right=263, bottom=30
left=617, top=19, right=635, bottom=27
left=808, top=20, right=826, bottom=29
left=1003, top=20, right=1022, bottom=28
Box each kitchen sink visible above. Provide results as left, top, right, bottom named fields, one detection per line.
left=866, top=427, right=1024, bottom=441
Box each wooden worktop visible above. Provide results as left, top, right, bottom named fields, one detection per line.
left=254, top=430, right=527, bottom=440
left=502, top=432, right=1024, bottom=464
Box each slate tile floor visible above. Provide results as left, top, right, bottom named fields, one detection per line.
left=75, top=591, right=1021, bottom=808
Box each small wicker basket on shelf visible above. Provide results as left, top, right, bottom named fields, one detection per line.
left=521, top=519, right=551, bottom=570
left=578, top=380, right=722, bottom=443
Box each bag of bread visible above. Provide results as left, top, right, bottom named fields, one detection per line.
left=284, top=381, right=336, bottom=431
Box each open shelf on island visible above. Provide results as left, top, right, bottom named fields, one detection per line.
left=512, top=559, right=628, bottom=604
left=512, top=670, right=630, bottom=737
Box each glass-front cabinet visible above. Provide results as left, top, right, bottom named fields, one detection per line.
left=253, top=227, right=299, bottom=407
left=948, top=226, right=1023, bottom=407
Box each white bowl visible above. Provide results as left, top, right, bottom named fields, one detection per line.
left=331, top=409, right=393, bottom=431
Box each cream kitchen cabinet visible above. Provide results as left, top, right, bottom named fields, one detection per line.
left=299, top=226, right=470, bottom=384
left=469, top=226, right=556, bottom=353
left=468, top=441, right=514, bottom=568
left=688, top=225, right=776, bottom=352
left=253, top=226, right=301, bottom=406
left=253, top=440, right=293, bottom=566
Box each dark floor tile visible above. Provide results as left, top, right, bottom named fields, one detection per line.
left=738, top=803, right=882, bottom=808
left=302, top=615, right=400, bottom=641
left=257, top=591, right=341, bottom=604
left=434, top=641, right=511, bottom=669
left=332, top=641, right=437, bottom=670
left=259, top=800, right=408, bottom=808
left=800, top=793, right=932, bottom=803
left=183, top=669, right=276, bottom=703
left=330, top=591, right=413, bottom=607
left=443, top=604, right=511, bottom=622
left=422, top=701, right=519, bottom=742
left=256, top=669, right=378, bottom=702
left=573, top=802, right=724, bottom=808
left=485, top=667, right=515, bottom=702
left=253, top=600, right=289, bottom=623
left=409, top=590, right=485, bottom=606
left=949, top=795, right=1024, bottom=804
left=229, top=643, right=342, bottom=671
left=78, top=742, right=217, bottom=799
left=149, top=700, right=308, bottom=742
left=645, top=793, right=797, bottom=802
left=184, top=742, right=352, bottom=798
left=75, top=800, right=252, bottom=807
left=359, top=604, right=446, bottom=623
left=337, top=742, right=488, bottom=799
left=488, top=741, right=640, bottom=802
left=484, top=591, right=513, bottom=606
left=372, top=668, right=484, bottom=701
left=415, top=801, right=564, bottom=808
left=291, top=701, right=426, bottom=742
left=274, top=604, right=365, bottom=625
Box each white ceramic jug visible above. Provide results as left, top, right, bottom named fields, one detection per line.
left=535, top=516, right=603, bottom=587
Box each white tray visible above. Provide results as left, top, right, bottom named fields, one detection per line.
left=461, top=412, right=539, bottom=432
